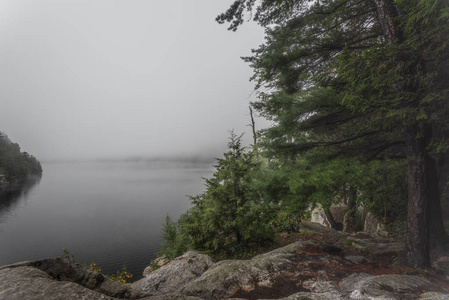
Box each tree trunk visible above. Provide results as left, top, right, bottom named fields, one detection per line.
left=404, top=124, right=431, bottom=268
left=428, top=155, right=449, bottom=248
left=324, top=208, right=340, bottom=230
left=343, top=188, right=358, bottom=232
left=249, top=106, right=259, bottom=160
left=436, top=151, right=449, bottom=201
left=373, top=0, right=402, bottom=43
left=373, top=0, right=436, bottom=268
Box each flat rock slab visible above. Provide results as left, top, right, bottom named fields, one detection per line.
left=349, top=238, right=405, bottom=255
left=433, top=256, right=449, bottom=275
left=340, top=273, right=447, bottom=299
left=297, top=220, right=346, bottom=236
left=175, top=240, right=448, bottom=299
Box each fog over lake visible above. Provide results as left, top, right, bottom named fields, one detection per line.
left=0, top=0, right=268, bottom=161
left=0, top=1, right=269, bottom=277
left=0, top=160, right=214, bottom=281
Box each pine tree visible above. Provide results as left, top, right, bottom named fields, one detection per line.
left=218, top=0, right=449, bottom=268
left=182, top=132, right=275, bottom=256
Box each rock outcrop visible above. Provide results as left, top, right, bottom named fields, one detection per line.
left=311, top=204, right=392, bottom=237
left=132, top=251, right=214, bottom=298
left=311, top=205, right=347, bottom=230
left=1, top=222, right=449, bottom=299
left=180, top=242, right=303, bottom=299
left=363, top=212, right=388, bottom=237
left=340, top=273, right=446, bottom=299
left=0, top=256, right=130, bottom=300
left=173, top=240, right=447, bottom=299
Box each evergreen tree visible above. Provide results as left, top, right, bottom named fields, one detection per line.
left=218, top=0, right=449, bottom=268
left=182, top=132, right=276, bottom=256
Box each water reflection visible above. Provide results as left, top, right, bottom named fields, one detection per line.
left=0, top=175, right=42, bottom=221
left=0, top=162, right=213, bottom=280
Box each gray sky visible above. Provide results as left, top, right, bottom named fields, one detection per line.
left=0, top=1, right=268, bottom=161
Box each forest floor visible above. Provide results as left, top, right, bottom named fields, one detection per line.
left=233, top=223, right=449, bottom=298
left=268, top=223, right=449, bottom=296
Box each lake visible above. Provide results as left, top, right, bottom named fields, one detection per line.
left=0, top=160, right=213, bottom=281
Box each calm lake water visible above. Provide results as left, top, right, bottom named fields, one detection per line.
left=0, top=160, right=213, bottom=281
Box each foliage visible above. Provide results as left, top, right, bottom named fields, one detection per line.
left=159, top=132, right=277, bottom=258
left=62, top=247, right=70, bottom=256
left=84, top=262, right=102, bottom=273
left=106, top=266, right=133, bottom=284
left=0, top=132, right=42, bottom=182
left=386, top=219, right=407, bottom=239
left=158, top=214, right=189, bottom=260
left=61, top=247, right=76, bottom=259
left=61, top=248, right=132, bottom=284
left=344, top=239, right=356, bottom=247
left=269, top=211, right=301, bottom=233
left=217, top=0, right=449, bottom=268
left=184, top=132, right=276, bottom=256
left=258, top=152, right=407, bottom=224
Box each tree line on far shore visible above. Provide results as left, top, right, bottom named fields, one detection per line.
left=0, top=132, right=42, bottom=183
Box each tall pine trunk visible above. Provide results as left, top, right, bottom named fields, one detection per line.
left=372, top=0, right=445, bottom=268
left=428, top=155, right=449, bottom=248
left=404, top=124, right=431, bottom=268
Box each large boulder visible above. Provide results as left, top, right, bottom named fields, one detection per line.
left=132, top=251, right=214, bottom=298
left=364, top=212, right=389, bottom=237
left=0, top=266, right=112, bottom=300
left=297, top=220, right=345, bottom=236
left=311, top=207, right=332, bottom=227
left=179, top=242, right=304, bottom=299
left=0, top=257, right=129, bottom=300
left=433, top=256, right=449, bottom=275
left=311, top=205, right=347, bottom=230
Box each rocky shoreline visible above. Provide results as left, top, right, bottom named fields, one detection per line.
left=1, top=222, right=449, bottom=299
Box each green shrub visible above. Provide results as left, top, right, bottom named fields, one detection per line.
left=158, top=214, right=189, bottom=260
left=269, top=211, right=302, bottom=233
left=61, top=247, right=76, bottom=259
left=344, top=239, right=356, bottom=247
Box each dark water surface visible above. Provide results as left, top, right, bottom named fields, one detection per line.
left=0, top=160, right=213, bottom=281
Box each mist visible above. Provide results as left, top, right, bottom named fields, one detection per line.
left=0, top=0, right=267, bottom=162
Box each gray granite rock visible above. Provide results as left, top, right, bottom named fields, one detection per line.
left=349, top=237, right=404, bottom=255
left=433, top=256, right=449, bottom=275
left=0, top=263, right=114, bottom=300
left=0, top=256, right=131, bottom=300
left=143, top=256, right=169, bottom=278
left=2, top=221, right=449, bottom=300
left=179, top=241, right=306, bottom=299
left=132, top=251, right=214, bottom=298
left=340, top=273, right=445, bottom=299
left=419, top=291, right=449, bottom=299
